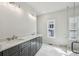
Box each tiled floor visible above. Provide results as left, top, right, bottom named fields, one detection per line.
left=35, top=44, right=67, bottom=56
left=35, top=43, right=79, bottom=56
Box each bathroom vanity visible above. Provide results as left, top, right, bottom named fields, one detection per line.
left=0, top=35, right=42, bottom=56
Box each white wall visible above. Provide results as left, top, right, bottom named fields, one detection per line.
left=37, top=6, right=79, bottom=46
left=37, top=10, right=67, bottom=46
left=0, top=3, right=37, bottom=39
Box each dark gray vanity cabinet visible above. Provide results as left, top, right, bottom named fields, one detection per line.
left=0, top=36, right=42, bottom=56
left=3, top=45, right=19, bottom=56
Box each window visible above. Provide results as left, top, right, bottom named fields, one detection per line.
left=47, top=20, right=55, bottom=38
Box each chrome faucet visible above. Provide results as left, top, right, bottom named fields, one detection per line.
left=12, top=35, right=18, bottom=40
left=6, top=35, right=18, bottom=41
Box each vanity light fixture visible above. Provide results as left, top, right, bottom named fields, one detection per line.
left=9, top=2, right=20, bottom=8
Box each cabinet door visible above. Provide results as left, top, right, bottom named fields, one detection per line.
left=36, top=37, right=40, bottom=51
left=19, top=41, right=31, bottom=56
left=30, top=38, right=37, bottom=56
left=39, top=37, right=42, bottom=48
left=21, top=47, right=29, bottom=56
left=0, top=52, right=3, bottom=56
left=3, top=45, right=19, bottom=56
left=36, top=37, right=42, bottom=52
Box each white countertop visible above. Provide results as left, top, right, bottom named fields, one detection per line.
left=0, top=34, right=42, bottom=52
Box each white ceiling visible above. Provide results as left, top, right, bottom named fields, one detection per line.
left=26, top=2, right=79, bottom=15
